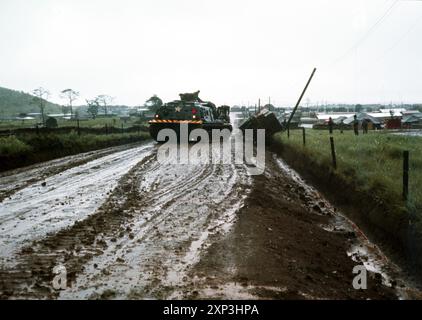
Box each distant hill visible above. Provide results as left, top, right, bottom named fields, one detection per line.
left=0, top=86, right=62, bottom=117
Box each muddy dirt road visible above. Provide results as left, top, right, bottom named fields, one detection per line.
left=0, top=117, right=420, bottom=299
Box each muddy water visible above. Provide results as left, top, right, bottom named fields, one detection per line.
left=0, top=144, right=154, bottom=266
left=0, top=143, right=144, bottom=202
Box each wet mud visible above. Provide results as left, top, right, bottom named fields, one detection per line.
left=1, top=117, right=421, bottom=299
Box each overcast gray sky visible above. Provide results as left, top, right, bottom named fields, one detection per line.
left=0, top=0, right=421, bottom=106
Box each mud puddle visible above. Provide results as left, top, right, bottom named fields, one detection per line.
left=0, top=143, right=146, bottom=203
left=0, top=143, right=154, bottom=267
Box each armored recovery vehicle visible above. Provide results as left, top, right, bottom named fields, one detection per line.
left=149, top=91, right=232, bottom=142
left=239, top=109, right=284, bottom=140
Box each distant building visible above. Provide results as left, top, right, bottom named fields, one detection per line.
left=402, top=113, right=422, bottom=128
left=379, top=108, right=406, bottom=116
left=343, top=113, right=381, bottom=128
left=15, top=116, right=36, bottom=121
left=47, top=113, right=72, bottom=119
left=316, top=113, right=355, bottom=122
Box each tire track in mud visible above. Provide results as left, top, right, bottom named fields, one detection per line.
left=0, top=152, right=156, bottom=299
left=0, top=143, right=144, bottom=203
left=59, top=144, right=252, bottom=299
left=0, top=143, right=154, bottom=266
left=0, top=144, right=156, bottom=298
left=0, top=139, right=252, bottom=299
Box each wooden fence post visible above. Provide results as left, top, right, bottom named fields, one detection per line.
left=330, top=137, right=337, bottom=169
left=287, top=126, right=290, bottom=139
left=302, top=127, right=306, bottom=146
left=403, top=150, right=409, bottom=201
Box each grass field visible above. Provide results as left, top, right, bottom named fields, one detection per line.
left=274, top=130, right=422, bottom=215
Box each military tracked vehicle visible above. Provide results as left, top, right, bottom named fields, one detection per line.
left=149, top=91, right=232, bottom=142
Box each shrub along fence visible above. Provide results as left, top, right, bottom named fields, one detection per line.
left=0, top=125, right=151, bottom=172
left=0, top=125, right=149, bottom=137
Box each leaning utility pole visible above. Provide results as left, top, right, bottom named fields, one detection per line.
left=286, top=68, right=317, bottom=129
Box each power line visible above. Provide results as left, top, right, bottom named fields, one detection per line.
left=358, top=11, right=422, bottom=75
left=332, top=0, right=399, bottom=65
left=377, top=12, right=422, bottom=59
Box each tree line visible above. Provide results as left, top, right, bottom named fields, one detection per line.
left=31, top=87, right=163, bottom=125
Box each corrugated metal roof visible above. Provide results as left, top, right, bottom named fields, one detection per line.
left=343, top=113, right=381, bottom=125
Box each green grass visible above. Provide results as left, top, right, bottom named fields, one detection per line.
left=20, top=131, right=149, bottom=152
left=0, top=136, right=33, bottom=156
left=274, top=130, right=422, bottom=214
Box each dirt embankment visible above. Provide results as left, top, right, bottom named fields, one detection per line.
left=187, top=153, right=401, bottom=300
left=270, top=138, right=422, bottom=287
